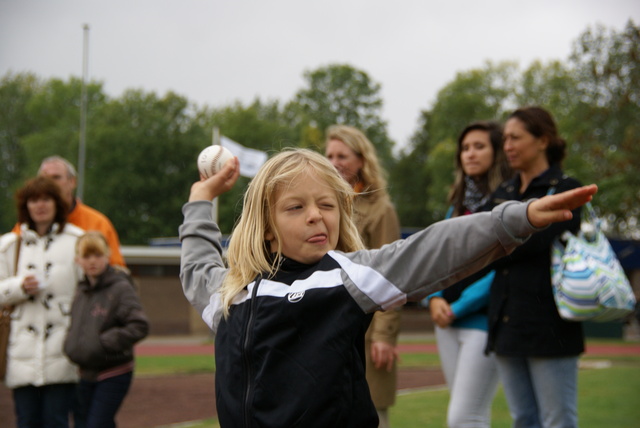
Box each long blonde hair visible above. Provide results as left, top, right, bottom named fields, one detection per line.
left=221, top=148, right=364, bottom=315
left=325, top=125, right=387, bottom=194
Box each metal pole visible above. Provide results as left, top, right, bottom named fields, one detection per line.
left=211, top=127, right=220, bottom=223
left=77, top=24, right=90, bottom=201
left=212, top=127, right=220, bottom=146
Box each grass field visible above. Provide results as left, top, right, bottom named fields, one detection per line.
left=136, top=338, right=640, bottom=428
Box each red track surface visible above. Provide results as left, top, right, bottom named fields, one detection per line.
left=2, top=337, right=637, bottom=427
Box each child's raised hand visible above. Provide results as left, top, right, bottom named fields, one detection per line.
left=188, top=157, right=240, bottom=202
left=526, top=184, right=598, bottom=228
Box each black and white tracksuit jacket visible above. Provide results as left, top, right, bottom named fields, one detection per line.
left=179, top=199, right=539, bottom=428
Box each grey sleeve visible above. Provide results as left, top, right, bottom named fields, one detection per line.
left=335, top=200, right=541, bottom=313
left=179, top=200, right=229, bottom=326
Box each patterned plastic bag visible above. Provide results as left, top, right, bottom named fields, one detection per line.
left=551, top=203, right=636, bottom=322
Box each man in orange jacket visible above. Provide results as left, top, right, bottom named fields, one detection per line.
left=13, top=156, right=126, bottom=267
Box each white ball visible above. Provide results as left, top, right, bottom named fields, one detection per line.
left=197, top=145, right=234, bottom=178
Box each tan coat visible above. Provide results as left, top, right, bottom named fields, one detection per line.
left=355, top=191, right=402, bottom=409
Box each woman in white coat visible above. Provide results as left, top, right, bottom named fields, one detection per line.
left=0, top=176, right=83, bottom=428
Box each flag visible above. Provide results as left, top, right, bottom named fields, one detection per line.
left=220, top=136, right=268, bottom=178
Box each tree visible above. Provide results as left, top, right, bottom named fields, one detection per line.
left=20, top=77, right=106, bottom=171
left=194, top=98, right=299, bottom=233
left=514, top=60, right=592, bottom=182
left=394, top=62, right=516, bottom=227
left=428, top=61, right=517, bottom=146
left=0, top=72, right=40, bottom=230
left=568, top=20, right=640, bottom=237
left=424, top=139, right=457, bottom=222
left=516, top=60, right=580, bottom=120
left=0, top=74, right=106, bottom=231
left=85, top=90, right=206, bottom=244
left=389, top=110, right=433, bottom=228
left=290, top=64, right=395, bottom=168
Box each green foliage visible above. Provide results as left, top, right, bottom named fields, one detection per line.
left=395, top=62, right=515, bottom=226
left=195, top=99, right=299, bottom=233
left=86, top=90, right=206, bottom=244
left=291, top=63, right=395, bottom=169
left=1, top=20, right=638, bottom=240
left=394, top=21, right=639, bottom=236
left=428, top=61, right=517, bottom=145
left=567, top=20, right=640, bottom=237
left=0, top=73, right=40, bottom=230
left=516, top=60, right=581, bottom=120
left=424, top=139, right=456, bottom=222
left=389, top=111, right=432, bottom=227
left=136, top=354, right=215, bottom=376
left=0, top=74, right=105, bottom=231
left=21, top=78, right=106, bottom=171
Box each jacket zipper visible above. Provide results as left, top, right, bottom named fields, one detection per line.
left=242, top=276, right=262, bottom=428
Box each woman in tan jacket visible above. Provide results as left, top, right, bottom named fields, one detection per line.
left=325, top=125, right=401, bottom=428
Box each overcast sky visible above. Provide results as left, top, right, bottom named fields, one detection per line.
left=1, top=0, right=638, bottom=149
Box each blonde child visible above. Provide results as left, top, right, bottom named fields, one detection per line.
left=179, top=148, right=596, bottom=428
left=64, top=231, right=149, bottom=428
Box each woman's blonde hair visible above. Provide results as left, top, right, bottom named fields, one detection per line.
left=221, top=148, right=364, bottom=315
left=325, top=125, right=387, bottom=194
left=76, top=231, right=111, bottom=257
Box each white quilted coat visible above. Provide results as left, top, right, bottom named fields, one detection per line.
left=0, top=223, right=84, bottom=389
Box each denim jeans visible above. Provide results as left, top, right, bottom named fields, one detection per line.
left=436, top=326, right=499, bottom=428
left=13, top=383, right=75, bottom=428
left=74, top=372, right=133, bottom=428
left=495, top=355, right=579, bottom=428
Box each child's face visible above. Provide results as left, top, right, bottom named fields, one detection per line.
left=266, top=171, right=340, bottom=265
left=76, top=252, right=109, bottom=279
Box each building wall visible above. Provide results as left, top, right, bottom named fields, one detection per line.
left=124, top=246, right=211, bottom=336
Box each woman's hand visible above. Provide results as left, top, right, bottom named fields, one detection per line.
left=527, top=184, right=598, bottom=228
left=429, top=297, right=455, bottom=328
left=22, top=275, right=40, bottom=296
left=371, top=341, right=399, bottom=372
left=188, top=157, right=240, bottom=202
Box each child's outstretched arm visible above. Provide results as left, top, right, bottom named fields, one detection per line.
left=333, top=184, right=598, bottom=314
left=527, top=184, right=598, bottom=228
left=188, top=157, right=240, bottom=202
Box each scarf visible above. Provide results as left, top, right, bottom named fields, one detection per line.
left=463, top=176, right=490, bottom=213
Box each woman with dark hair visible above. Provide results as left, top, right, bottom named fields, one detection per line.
left=485, top=106, right=584, bottom=428
left=0, top=176, right=84, bottom=428
left=425, top=121, right=512, bottom=427
left=448, top=121, right=512, bottom=217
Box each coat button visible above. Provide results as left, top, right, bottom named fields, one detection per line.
left=502, top=315, right=509, bottom=323
left=502, top=269, right=508, bottom=275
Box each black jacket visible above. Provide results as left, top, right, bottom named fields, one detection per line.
left=64, top=266, right=149, bottom=378
left=215, top=256, right=378, bottom=428
left=485, top=165, right=585, bottom=357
